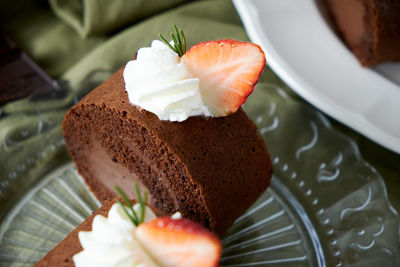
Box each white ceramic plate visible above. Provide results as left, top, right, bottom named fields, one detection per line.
left=233, top=0, right=400, bottom=154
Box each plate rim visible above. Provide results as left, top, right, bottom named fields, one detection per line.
left=233, top=0, right=400, bottom=154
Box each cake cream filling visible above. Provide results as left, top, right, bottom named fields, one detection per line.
left=84, top=140, right=180, bottom=212
left=123, top=40, right=211, bottom=122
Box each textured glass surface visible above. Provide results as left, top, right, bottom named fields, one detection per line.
left=0, top=84, right=399, bottom=266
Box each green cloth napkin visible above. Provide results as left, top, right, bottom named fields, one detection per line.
left=0, top=0, right=399, bottom=220
left=49, top=0, right=189, bottom=37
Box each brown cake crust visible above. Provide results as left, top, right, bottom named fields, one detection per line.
left=324, top=0, right=400, bottom=66
left=35, top=199, right=115, bottom=267
left=63, top=68, right=272, bottom=236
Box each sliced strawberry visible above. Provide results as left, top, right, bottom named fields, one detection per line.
left=181, top=39, right=265, bottom=116
left=136, top=217, right=221, bottom=267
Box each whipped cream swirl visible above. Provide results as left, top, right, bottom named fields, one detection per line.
left=73, top=203, right=157, bottom=267
left=123, top=40, right=211, bottom=122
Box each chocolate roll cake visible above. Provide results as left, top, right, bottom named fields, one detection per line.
left=62, top=67, right=272, bottom=236
left=324, top=0, right=400, bottom=66
left=36, top=197, right=222, bottom=267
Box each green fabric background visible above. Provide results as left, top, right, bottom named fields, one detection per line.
left=0, top=0, right=399, bottom=229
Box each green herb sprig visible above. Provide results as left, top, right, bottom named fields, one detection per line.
left=160, top=24, right=187, bottom=57
left=115, top=182, right=148, bottom=226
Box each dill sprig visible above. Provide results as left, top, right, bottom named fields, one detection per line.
left=115, top=183, right=148, bottom=226
left=160, top=24, right=187, bottom=56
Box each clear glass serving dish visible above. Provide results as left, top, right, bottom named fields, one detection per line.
left=0, top=83, right=398, bottom=266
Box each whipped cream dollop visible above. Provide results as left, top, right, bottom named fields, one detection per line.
left=123, top=40, right=211, bottom=122
left=73, top=203, right=157, bottom=267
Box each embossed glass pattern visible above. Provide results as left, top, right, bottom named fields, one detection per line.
left=0, top=84, right=399, bottom=266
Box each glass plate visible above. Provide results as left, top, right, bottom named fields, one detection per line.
left=0, top=84, right=399, bottom=266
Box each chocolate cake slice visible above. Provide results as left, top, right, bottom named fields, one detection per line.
left=324, top=0, right=400, bottom=66
left=63, top=68, right=272, bottom=236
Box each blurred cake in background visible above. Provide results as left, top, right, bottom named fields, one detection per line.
left=324, top=0, right=400, bottom=66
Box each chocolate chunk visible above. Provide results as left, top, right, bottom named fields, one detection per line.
left=0, top=33, right=55, bottom=106
left=0, top=33, right=17, bottom=59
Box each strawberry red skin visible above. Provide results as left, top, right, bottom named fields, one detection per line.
left=182, top=39, right=266, bottom=116
left=136, top=217, right=222, bottom=267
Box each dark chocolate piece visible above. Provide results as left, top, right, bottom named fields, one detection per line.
left=0, top=33, right=17, bottom=59
left=0, top=33, right=55, bottom=105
